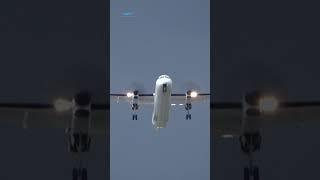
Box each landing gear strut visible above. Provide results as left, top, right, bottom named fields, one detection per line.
left=131, top=103, right=138, bottom=120
left=185, top=103, right=192, bottom=120
left=68, top=91, right=92, bottom=180
left=131, top=103, right=138, bottom=110
left=240, top=132, right=261, bottom=180
left=72, top=167, right=87, bottom=180
left=68, top=132, right=90, bottom=180
left=68, top=132, right=91, bottom=153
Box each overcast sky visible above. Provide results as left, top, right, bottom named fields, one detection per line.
left=110, top=0, right=210, bottom=180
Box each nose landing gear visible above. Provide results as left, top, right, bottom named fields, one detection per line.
left=240, top=132, right=261, bottom=180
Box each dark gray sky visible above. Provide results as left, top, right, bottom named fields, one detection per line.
left=213, top=0, right=320, bottom=102
left=111, top=0, right=210, bottom=180
left=0, top=0, right=107, bottom=179
left=213, top=0, right=320, bottom=179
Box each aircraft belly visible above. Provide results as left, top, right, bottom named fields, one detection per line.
left=153, top=90, right=171, bottom=128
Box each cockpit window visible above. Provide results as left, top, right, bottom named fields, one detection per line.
left=159, top=75, right=170, bottom=79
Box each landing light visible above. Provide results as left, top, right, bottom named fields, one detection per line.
left=190, top=91, right=198, bottom=98
left=54, top=98, right=72, bottom=112
left=126, top=92, right=134, bottom=98
left=258, top=96, right=279, bottom=112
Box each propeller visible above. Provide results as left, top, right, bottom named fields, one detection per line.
left=125, top=82, right=147, bottom=95
left=178, top=80, right=202, bottom=93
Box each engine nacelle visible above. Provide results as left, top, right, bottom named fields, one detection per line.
left=185, top=90, right=192, bottom=110
left=131, top=90, right=139, bottom=111
left=70, top=91, right=92, bottom=134
left=72, top=91, right=92, bottom=117
left=242, top=90, right=262, bottom=117
left=74, top=91, right=91, bottom=107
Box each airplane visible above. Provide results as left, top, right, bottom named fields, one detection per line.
left=212, top=90, right=320, bottom=180
left=110, top=74, right=210, bottom=130
left=121, top=11, right=135, bottom=17
left=0, top=49, right=108, bottom=180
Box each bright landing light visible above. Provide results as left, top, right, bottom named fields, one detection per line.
left=190, top=91, right=198, bottom=98
left=54, top=98, right=72, bottom=112
left=258, top=96, right=279, bottom=112
left=126, top=92, right=134, bottom=98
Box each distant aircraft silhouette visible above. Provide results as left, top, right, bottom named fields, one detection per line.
left=121, top=11, right=135, bottom=17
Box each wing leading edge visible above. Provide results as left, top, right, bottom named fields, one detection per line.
left=0, top=102, right=108, bottom=134
left=110, top=93, right=210, bottom=105
left=212, top=101, right=320, bottom=138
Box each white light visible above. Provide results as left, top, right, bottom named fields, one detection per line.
left=258, top=96, right=279, bottom=112
left=190, top=91, right=198, bottom=98
left=126, top=92, right=134, bottom=98
left=221, top=134, right=234, bottom=138
left=54, top=98, right=72, bottom=112
left=171, top=104, right=176, bottom=106
left=179, top=104, right=184, bottom=106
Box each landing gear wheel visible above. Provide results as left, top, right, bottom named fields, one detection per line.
left=240, top=133, right=262, bottom=154
left=132, top=114, right=137, bottom=120
left=69, top=133, right=80, bottom=153
left=253, top=166, right=259, bottom=180
left=69, top=143, right=76, bottom=153
left=81, top=134, right=91, bottom=152
left=72, top=168, right=78, bottom=180
left=240, top=135, right=249, bottom=154
left=253, top=133, right=262, bottom=151
left=243, top=166, right=250, bottom=180
left=185, top=114, right=191, bottom=120
left=132, top=104, right=139, bottom=110
left=81, top=168, right=88, bottom=180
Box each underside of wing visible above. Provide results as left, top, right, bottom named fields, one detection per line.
left=212, top=102, right=320, bottom=138
left=170, top=93, right=210, bottom=104
left=0, top=103, right=107, bottom=134
left=110, top=93, right=154, bottom=105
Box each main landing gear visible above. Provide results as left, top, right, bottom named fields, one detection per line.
left=68, top=132, right=91, bottom=153
left=240, top=132, right=261, bottom=180
left=72, top=166, right=87, bottom=180
left=67, top=130, right=91, bottom=180
left=131, top=103, right=138, bottom=120
left=68, top=91, right=92, bottom=180
left=185, top=103, right=192, bottom=120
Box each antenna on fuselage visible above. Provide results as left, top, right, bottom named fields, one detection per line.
left=154, top=126, right=160, bottom=133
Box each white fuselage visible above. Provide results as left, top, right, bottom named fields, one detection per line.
left=152, top=75, right=172, bottom=129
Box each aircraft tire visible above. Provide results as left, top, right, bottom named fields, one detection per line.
left=244, top=166, right=250, bottom=180
left=253, top=166, right=259, bottom=180
left=81, top=168, right=87, bottom=180
left=72, top=168, right=78, bottom=180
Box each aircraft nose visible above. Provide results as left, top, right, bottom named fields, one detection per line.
left=164, top=78, right=172, bottom=85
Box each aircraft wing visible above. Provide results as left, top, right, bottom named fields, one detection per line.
left=110, top=93, right=210, bottom=105
left=212, top=102, right=320, bottom=138
left=170, top=93, right=210, bottom=104
left=110, top=93, right=154, bottom=105
left=0, top=103, right=108, bottom=134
